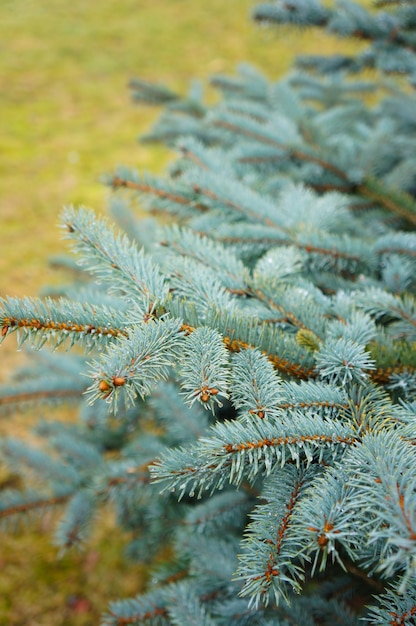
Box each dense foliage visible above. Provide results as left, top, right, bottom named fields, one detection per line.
left=1, top=1, right=416, bottom=624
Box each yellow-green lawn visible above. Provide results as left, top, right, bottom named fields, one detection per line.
left=0, top=1, right=368, bottom=623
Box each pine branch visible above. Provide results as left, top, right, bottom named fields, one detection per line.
left=223, top=333, right=316, bottom=380
left=358, top=179, right=416, bottom=227
left=0, top=296, right=127, bottom=351
left=367, top=579, right=416, bottom=625
left=0, top=386, right=84, bottom=410
left=62, top=207, right=169, bottom=312
left=213, top=116, right=416, bottom=227
left=237, top=466, right=313, bottom=606
left=105, top=604, right=168, bottom=626
left=86, top=317, right=185, bottom=411
left=151, top=414, right=357, bottom=498
left=111, top=175, right=200, bottom=209
left=211, top=117, right=349, bottom=182
left=1, top=313, right=125, bottom=340
left=0, top=492, right=72, bottom=520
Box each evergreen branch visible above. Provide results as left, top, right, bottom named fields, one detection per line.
left=352, top=289, right=416, bottom=341
left=316, top=337, right=376, bottom=386
left=179, top=143, right=211, bottom=170
left=0, top=387, right=84, bottom=409
left=298, top=241, right=362, bottom=264
left=166, top=584, right=218, bottom=626
left=211, top=118, right=349, bottom=182
left=62, top=207, right=169, bottom=312
left=159, top=227, right=251, bottom=293
left=237, top=466, right=314, bottom=606
left=367, top=580, right=416, bottom=624
left=181, top=491, right=251, bottom=533
left=292, top=463, right=361, bottom=577
left=179, top=327, right=230, bottom=412
left=112, top=175, right=197, bottom=207
left=210, top=233, right=367, bottom=270
left=206, top=234, right=290, bottom=247
left=0, top=296, right=127, bottom=351
left=253, top=1, right=414, bottom=51
left=2, top=437, right=81, bottom=484
left=0, top=493, right=71, bottom=520
left=151, top=414, right=357, bottom=497
left=357, top=179, right=416, bottom=227
left=377, top=247, right=416, bottom=259
left=388, top=605, right=416, bottom=626
left=1, top=313, right=124, bottom=339
left=105, top=586, right=223, bottom=626
left=278, top=399, right=348, bottom=411
left=302, top=183, right=351, bottom=194
left=189, top=181, right=281, bottom=228
left=370, top=363, right=416, bottom=385
left=347, top=432, right=416, bottom=581
left=278, top=379, right=350, bottom=416
left=0, top=356, right=88, bottom=413
left=207, top=311, right=316, bottom=380
left=303, top=239, right=362, bottom=264
left=110, top=172, right=210, bottom=218
left=55, top=490, right=96, bottom=550
left=105, top=605, right=168, bottom=625
left=237, top=153, right=288, bottom=164
left=223, top=334, right=315, bottom=380
left=252, top=2, right=330, bottom=27
left=374, top=232, right=416, bottom=260
left=251, top=249, right=327, bottom=335
left=168, top=257, right=236, bottom=318
left=150, top=381, right=210, bottom=443
left=46, top=432, right=103, bottom=471
left=223, top=432, right=355, bottom=455
left=96, top=461, right=153, bottom=499
left=87, top=318, right=185, bottom=411
left=252, top=290, right=309, bottom=331
left=201, top=310, right=316, bottom=379
left=215, top=119, right=416, bottom=227
left=177, top=137, right=234, bottom=174
left=230, top=348, right=285, bottom=420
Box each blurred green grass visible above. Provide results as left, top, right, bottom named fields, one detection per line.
left=0, top=1, right=368, bottom=623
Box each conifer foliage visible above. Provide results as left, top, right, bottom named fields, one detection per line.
left=2, top=1, right=416, bottom=623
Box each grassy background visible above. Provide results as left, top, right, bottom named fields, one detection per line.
left=0, top=1, right=367, bottom=623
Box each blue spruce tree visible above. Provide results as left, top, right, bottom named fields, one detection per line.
left=1, top=1, right=416, bottom=623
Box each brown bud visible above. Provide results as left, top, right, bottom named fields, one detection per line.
left=113, top=376, right=126, bottom=387
left=98, top=380, right=111, bottom=393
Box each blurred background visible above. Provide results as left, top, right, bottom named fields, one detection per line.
left=0, top=1, right=366, bottom=623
